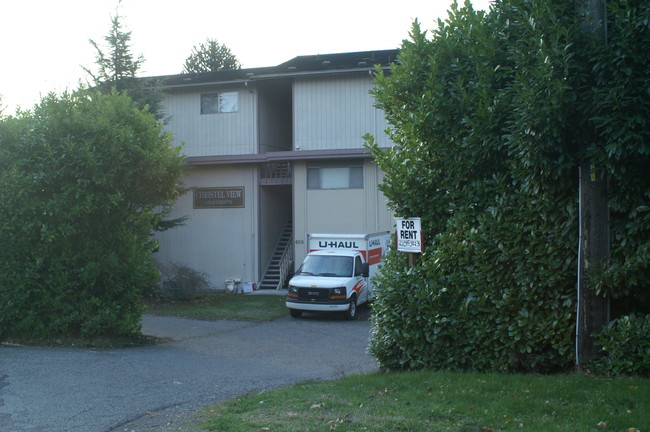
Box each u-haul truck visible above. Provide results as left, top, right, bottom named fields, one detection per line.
left=286, top=232, right=391, bottom=320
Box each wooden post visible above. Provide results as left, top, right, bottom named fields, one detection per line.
left=577, top=163, right=610, bottom=366
left=408, top=252, right=420, bottom=267
left=576, top=0, right=610, bottom=368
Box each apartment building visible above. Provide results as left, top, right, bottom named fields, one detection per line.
left=153, top=49, right=398, bottom=290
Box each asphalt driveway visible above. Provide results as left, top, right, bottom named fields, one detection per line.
left=0, top=308, right=377, bottom=432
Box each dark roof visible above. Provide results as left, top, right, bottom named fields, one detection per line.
left=277, top=49, right=399, bottom=72
left=157, top=49, right=399, bottom=89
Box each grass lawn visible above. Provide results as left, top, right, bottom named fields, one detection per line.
left=3, top=293, right=288, bottom=348
left=197, top=370, right=649, bottom=432
left=145, top=292, right=289, bottom=322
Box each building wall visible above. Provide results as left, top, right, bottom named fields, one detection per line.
left=163, top=85, right=257, bottom=157
left=293, top=75, right=392, bottom=151
left=153, top=164, right=259, bottom=290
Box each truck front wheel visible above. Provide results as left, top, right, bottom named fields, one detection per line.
left=289, top=309, right=303, bottom=318
left=343, top=296, right=357, bottom=320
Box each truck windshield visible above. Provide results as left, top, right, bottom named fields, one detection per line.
left=297, top=255, right=353, bottom=277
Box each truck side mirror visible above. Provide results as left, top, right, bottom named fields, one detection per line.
left=362, top=263, right=369, bottom=277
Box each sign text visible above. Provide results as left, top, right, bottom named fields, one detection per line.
left=194, top=187, right=245, bottom=209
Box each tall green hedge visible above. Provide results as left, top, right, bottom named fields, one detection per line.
left=594, top=314, right=650, bottom=376
left=368, top=0, right=649, bottom=372
left=0, top=90, right=184, bottom=339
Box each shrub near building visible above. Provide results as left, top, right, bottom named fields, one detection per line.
left=0, top=90, right=184, bottom=339
left=368, top=0, right=650, bottom=373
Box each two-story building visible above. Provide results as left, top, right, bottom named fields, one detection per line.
left=153, top=49, right=398, bottom=291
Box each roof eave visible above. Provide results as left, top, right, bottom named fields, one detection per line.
left=184, top=148, right=378, bottom=166
left=160, top=65, right=391, bottom=90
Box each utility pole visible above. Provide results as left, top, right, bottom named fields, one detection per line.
left=576, top=0, right=610, bottom=368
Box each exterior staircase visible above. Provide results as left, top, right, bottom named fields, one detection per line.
left=259, top=220, right=294, bottom=289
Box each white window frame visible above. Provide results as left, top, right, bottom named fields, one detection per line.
left=201, top=91, right=239, bottom=114
left=307, top=166, right=364, bottom=190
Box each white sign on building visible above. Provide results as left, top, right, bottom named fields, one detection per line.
left=395, top=217, right=422, bottom=253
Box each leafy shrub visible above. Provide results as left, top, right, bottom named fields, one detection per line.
left=369, top=0, right=649, bottom=372
left=592, top=314, right=650, bottom=376
left=371, top=185, right=577, bottom=373
left=157, top=263, right=213, bottom=299
left=0, top=90, right=184, bottom=339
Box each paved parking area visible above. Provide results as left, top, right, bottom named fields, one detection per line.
left=0, top=309, right=376, bottom=431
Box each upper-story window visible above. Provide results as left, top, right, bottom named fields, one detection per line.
left=201, top=92, right=239, bottom=114
left=307, top=166, right=363, bottom=189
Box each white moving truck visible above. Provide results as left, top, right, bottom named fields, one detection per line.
left=286, top=232, right=391, bottom=319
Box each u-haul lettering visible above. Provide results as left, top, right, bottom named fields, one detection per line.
left=318, top=241, right=359, bottom=249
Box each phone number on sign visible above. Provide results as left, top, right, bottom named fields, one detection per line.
left=398, top=239, right=421, bottom=248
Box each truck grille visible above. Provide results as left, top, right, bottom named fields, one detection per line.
left=297, top=288, right=329, bottom=301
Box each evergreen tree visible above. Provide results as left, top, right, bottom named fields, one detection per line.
left=182, top=38, right=241, bottom=73
left=84, top=8, right=165, bottom=120
left=86, top=13, right=142, bottom=84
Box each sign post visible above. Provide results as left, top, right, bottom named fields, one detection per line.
left=395, top=217, right=423, bottom=266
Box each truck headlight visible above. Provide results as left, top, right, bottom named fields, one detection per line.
left=330, top=287, right=346, bottom=300
left=288, top=285, right=299, bottom=298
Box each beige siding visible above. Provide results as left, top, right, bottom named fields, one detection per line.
left=153, top=165, right=258, bottom=289
left=293, top=161, right=308, bottom=263
left=293, top=76, right=392, bottom=151
left=163, top=86, right=257, bottom=157
left=364, top=160, right=393, bottom=232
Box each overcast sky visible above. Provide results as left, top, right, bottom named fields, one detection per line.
left=1, top=0, right=492, bottom=113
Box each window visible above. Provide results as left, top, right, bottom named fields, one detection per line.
left=298, top=255, right=353, bottom=277
left=307, top=166, right=363, bottom=189
left=354, top=256, right=364, bottom=276
left=201, top=92, right=238, bottom=114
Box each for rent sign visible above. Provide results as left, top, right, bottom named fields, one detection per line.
left=395, top=217, right=422, bottom=253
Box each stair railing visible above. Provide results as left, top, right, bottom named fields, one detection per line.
left=259, top=220, right=294, bottom=289
left=260, top=162, right=292, bottom=185
left=276, top=231, right=294, bottom=289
